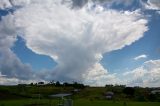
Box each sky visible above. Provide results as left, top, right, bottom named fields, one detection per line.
left=0, top=0, right=160, bottom=87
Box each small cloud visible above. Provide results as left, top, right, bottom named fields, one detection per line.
left=0, top=72, right=6, bottom=77
left=156, top=11, right=160, bottom=14
left=134, top=54, right=147, bottom=60
left=142, top=0, right=160, bottom=10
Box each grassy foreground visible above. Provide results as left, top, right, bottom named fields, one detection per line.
left=74, top=99, right=160, bottom=106
left=0, top=99, right=160, bottom=106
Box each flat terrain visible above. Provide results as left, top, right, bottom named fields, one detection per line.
left=0, top=99, right=160, bottom=106
left=0, top=84, right=160, bottom=106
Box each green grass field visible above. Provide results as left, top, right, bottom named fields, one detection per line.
left=74, top=99, right=160, bottom=106
left=0, top=99, right=160, bottom=106
left=0, top=85, right=160, bottom=106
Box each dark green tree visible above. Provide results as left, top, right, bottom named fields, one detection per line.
left=123, top=87, right=135, bottom=97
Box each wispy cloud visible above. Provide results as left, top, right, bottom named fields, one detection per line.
left=134, top=54, right=147, bottom=60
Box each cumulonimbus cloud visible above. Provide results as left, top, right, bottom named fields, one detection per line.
left=0, top=0, right=148, bottom=86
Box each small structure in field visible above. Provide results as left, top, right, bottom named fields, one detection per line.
left=49, top=93, right=73, bottom=106
left=72, top=89, right=80, bottom=93
left=104, top=91, right=114, bottom=99
left=49, top=93, right=72, bottom=99
left=151, top=90, right=160, bottom=94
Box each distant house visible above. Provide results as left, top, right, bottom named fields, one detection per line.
left=72, top=89, right=80, bottom=93
left=104, top=91, right=114, bottom=99
left=151, top=90, right=160, bottom=94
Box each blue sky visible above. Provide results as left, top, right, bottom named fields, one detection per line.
left=12, top=37, right=57, bottom=71
left=0, top=0, right=160, bottom=86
